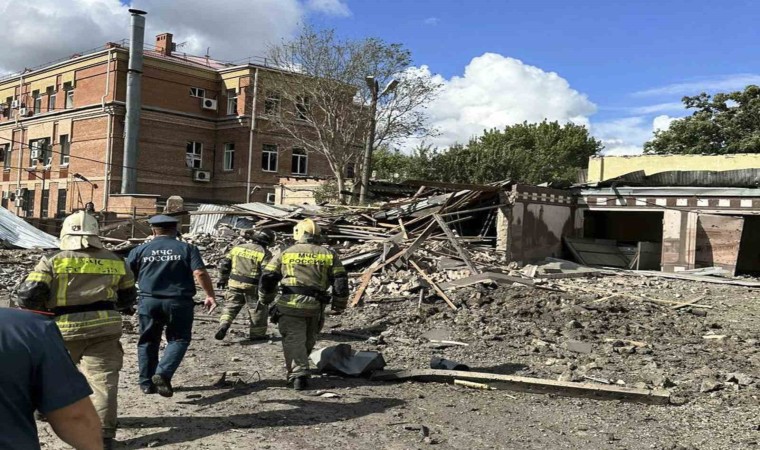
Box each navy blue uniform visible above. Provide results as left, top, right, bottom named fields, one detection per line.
left=0, top=308, right=92, bottom=450
left=127, top=236, right=206, bottom=388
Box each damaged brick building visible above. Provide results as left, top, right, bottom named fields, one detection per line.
left=0, top=33, right=333, bottom=218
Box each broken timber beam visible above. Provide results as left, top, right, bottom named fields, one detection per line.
left=409, top=260, right=458, bottom=310
left=371, top=369, right=670, bottom=405
left=433, top=214, right=479, bottom=275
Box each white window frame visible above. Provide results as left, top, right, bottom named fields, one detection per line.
left=291, top=148, right=307, bottom=175
left=186, top=141, right=203, bottom=169
left=261, top=144, right=278, bottom=172
left=47, top=87, right=56, bottom=112
left=264, top=92, right=280, bottom=116
left=64, top=83, right=74, bottom=109
left=59, top=134, right=70, bottom=166
left=266, top=192, right=276, bottom=204
left=190, top=87, right=205, bottom=98
left=296, top=96, right=310, bottom=120
left=0, top=144, right=9, bottom=169
left=223, top=142, right=235, bottom=171
left=32, top=90, right=41, bottom=114
left=226, top=89, right=238, bottom=115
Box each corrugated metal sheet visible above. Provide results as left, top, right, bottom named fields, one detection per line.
left=232, top=203, right=299, bottom=218
left=598, top=169, right=760, bottom=188
left=0, top=207, right=59, bottom=249
left=189, top=204, right=234, bottom=235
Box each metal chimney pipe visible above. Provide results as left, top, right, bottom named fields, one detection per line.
left=121, top=9, right=147, bottom=194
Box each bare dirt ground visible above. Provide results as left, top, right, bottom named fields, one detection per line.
left=13, top=268, right=755, bottom=450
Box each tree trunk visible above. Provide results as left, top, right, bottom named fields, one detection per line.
left=335, top=173, right=346, bottom=205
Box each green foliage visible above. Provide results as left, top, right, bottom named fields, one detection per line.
left=644, top=85, right=760, bottom=154
left=373, top=121, right=601, bottom=185
left=313, top=180, right=339, bottom=204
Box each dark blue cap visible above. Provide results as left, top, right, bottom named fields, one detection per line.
left=148, top=214, right=179, bottom=226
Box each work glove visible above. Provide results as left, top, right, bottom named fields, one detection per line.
left=216, top=280, right=228, bottom=290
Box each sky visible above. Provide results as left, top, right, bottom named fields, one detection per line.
left=2, top=0, right=759, bottom=154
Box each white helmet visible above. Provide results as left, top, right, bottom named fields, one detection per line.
left=59, top=211, right=103, bottom=250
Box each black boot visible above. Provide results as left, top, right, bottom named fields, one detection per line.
left=293, top=376, right=309, bottom=391
left=214, top=323, right=231, bottom=340
left=103, top=437, right=115, bottom=450
left=151, top=374, right=174, bottom=398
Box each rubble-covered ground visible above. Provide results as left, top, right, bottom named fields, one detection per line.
left=1, top=240, right=758, bottom=449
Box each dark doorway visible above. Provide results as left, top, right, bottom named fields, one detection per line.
left=582, top=210, right=664, bottom=269
left=736, top=215, right=760, bottom=275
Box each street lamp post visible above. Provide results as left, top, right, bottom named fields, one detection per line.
left=359, top=76, right=398, bottom=204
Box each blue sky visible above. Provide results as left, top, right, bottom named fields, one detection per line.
left=309, top=0, right=760, bottom=152
left=5, top=0, right=759, bottom=153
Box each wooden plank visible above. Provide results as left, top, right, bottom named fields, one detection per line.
left=671, top=296, right=706, bottom=310
left=409, top=260, right=458, bottom=310
left=633, top=270, right=760, bottom=287
left=438, top=272, right=535, bottom=290
left=433, top=214, right=479, bottom=275
left=371, top=369, right=670, bottom=405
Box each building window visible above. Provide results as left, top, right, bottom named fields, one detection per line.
left=261, top=144, right=278, bottom=172
left=40, top=189, right=49, bottom=218
left=1, top=193, right=6, bottom=210
left=64, top=82, right=74, bottom=109
left=0, top=144, right=8, bottom=169
left=59, top=134, right=70, bottom=165
left=3, top=97, right=11, bottom=118
left=189, top=87, right=205, bottom=98
left=223, top=143, right=235, bottom=171
left=346, top=162, right=356, bottom=178
left=29, top=138, right=50, bottom=166
left=226, top=90, right=238, bottom=115
left=186, top=141, right=203, bottom=169
left=292, top=148, right=307, bottom=175
left=266, top=192, right=276, bottom=204
left=32, top=90, right=41, bottom=115
left=296, top=96, right=310, bottom=120
left=264, top=92, right=280, bottom=116
left=56, top=188, right=67, bottom=216
left=47, top=87, right=56, bottom=112
left=24, top=189, right=35, bottom=217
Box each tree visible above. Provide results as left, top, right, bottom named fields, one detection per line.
left=265, top=26, right=440, bottom=203
left=422, top=121, right=602, bottom=185
left=644, top=85, right=760, bottom=154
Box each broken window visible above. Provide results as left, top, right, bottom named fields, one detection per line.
left=261, top=144, right=277, bottom=172
left=291, top=148, right=307, bottom=175
left=186, top=141, right=203, bottom=169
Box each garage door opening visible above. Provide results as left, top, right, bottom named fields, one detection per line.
left=582, top=210, right=664, bottom=270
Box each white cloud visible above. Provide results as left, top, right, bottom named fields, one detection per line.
left=628, top=102, right=685, bottom=115
left=592, top=114, right=681, bottom=155
left=419, top=53, right=597, bottom=148
left=0, top=0, right=322, bottom=75
left=306, top=0, right=351, bottom=17
left=633, top=74, right=760, bottom=97
left=423, top=17, right=440, bottom=25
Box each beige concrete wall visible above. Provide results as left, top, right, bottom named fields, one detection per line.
left=588, top=154, right=760, bottom=183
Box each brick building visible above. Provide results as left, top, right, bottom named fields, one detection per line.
left=0, top=33, right=333, bottom=218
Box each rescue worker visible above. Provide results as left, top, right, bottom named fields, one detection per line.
left=16, top=211, right=137, bottom=450
left=259, top=219, right=348, bottom=390
left=215, top=229, right=276, bottom=341
left=127, top=215, right=216, bottom=398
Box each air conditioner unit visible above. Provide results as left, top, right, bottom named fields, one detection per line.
left=11, top=100, right=19, bottom=109
left=15, top=188, right=26, bottom=205
left=193, top=170, right=211, bottom=182
left=30, top=148, right=42, bottom=161
left=202, top=98, right=217, bottom=110
left=19, top=107, right=28, bottom=116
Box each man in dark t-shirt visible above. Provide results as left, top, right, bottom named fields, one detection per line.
left=127, top=215, right=216, bottom=398
left=0, top=307, right=101, bottom=450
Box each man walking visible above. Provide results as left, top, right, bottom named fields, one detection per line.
left=16, top=211, right=137, bottom=449
left=259, top=219, right=348, bottom=390
left=215, top=229, right=275, bottom=341
left=0, top=307, right=103, bottom=450
left=127, top=215, right=216, bottom=397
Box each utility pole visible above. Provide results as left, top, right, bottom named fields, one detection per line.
left=359, top=76, right=398, bottom=204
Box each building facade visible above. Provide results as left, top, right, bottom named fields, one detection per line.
left=0, top=33, right=332, bottom=217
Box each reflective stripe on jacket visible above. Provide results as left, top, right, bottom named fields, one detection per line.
left=224, top=244, right=269, bottom=291
left=259, top=241, right=348, bottom=317
left=18, top=248, right=135, bottom=340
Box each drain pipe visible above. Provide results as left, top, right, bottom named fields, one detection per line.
left=101, top=49, right=114, bottom=210
left=121, top=9, right=146, bottom=194
left=246, top=68, right=259, bottom=203
left=14, top=73, right=25, bottom=216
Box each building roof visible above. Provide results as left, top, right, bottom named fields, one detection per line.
left=593, top=169, right=760, bottom=188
